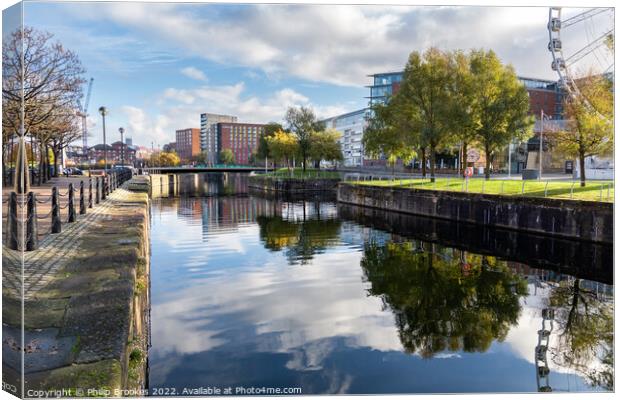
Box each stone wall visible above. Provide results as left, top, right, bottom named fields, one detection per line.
left=248, top=175, right=339, bottom=193
left=338, top=203, right=612, bottom=284
left=337, top=183, right=613, bottom=243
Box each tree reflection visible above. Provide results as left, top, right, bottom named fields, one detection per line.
left=361, top=241, right=528, bottom=357
left=546, top=278, right=613, bottom=390
left=257, top=214, right=341, bottom=265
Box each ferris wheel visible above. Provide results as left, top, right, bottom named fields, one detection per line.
left=547, top=7, right=614, bottom=105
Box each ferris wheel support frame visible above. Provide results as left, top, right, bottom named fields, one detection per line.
left=547, top=7, right=613, bottom=121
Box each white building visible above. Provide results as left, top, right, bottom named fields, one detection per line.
left=322, top=108, right=368, bottom=167
left=200, top=113, right=237, bottom=165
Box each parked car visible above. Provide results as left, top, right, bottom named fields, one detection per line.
left=63, top=167, right=83, bottom=176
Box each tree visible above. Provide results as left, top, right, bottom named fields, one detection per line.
left=398, top=48, right=456, bottom=182
left=449, top=50, right=478, bottom=174
left=191, top=150, right=209, bottom=165
left=285, top=106, right=324, bottom=172
left=48, top=107, right=82, bottom=177
left=266, top=129, right=299, bottom=172
left=256, top=122, right=284, bottom=162
left=468, top=50, right=533, bottom=179
left=219, top=148, right=235, bottom=165
left=2, top=27, right=85, bottom=184
left=161, top=151, right=180, bottom=166
left=555, top=74, right=613, bottom=187
left=309, top=128, right=343, bottom=169
left=363, top=100, right=416, bottom=175
left=149, top=151, right=180, bottom=167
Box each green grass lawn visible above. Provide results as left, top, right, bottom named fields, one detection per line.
left=261, top=168, right=340, bottom=180
left=351, top=177, right=614, bottom=202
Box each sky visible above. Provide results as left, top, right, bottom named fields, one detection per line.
left=4, top=1, right=614, bottom=149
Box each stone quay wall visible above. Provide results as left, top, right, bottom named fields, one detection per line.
left=248, top=175, right=339, bottom=193
left=337, top=183, right=613, bottom=243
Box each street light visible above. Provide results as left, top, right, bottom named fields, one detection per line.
left=119, top=127, right=125, bottom=166
left=98, top=106, right=108, bottom=174
left=539, top=110, right=549, bottom=181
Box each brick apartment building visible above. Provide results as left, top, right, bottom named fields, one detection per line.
left=216, top=122, right=265, bottom=165
left=176, top=128, right=201, bottom=161
left=201, top=113, right=238, bottom=165
left=88, top=142, right=136, bottom=165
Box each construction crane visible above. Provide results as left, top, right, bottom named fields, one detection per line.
left=77, top=77, right=94, bottom=161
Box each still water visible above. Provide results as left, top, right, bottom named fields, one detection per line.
left=148, top=173, right=613, bottom=394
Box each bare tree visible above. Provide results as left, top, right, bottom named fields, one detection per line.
left=2, top=26, right=85, bottom=182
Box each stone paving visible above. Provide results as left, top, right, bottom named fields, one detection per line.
left=2, top=182, right=131, bottom=300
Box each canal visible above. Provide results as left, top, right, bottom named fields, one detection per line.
left=147, top=173, right=613, bottom=394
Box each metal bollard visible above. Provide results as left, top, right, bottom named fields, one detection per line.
left=51, top=187, right=62, bottom=233
left=96, top=177, right=100, bottom=204
left=102, top=176, right=107, bottom=200
left=26, top=192, right=38, bottom=251
left=88, top=178, right=93, bottom=208
left=67, top=183, right=76, bottom=223
left=80, top=180, right=86, bottom=214
left=6, top=192, right=18, bottom=250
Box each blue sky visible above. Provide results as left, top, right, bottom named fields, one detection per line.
left=6, top=2, right=612, bottom=148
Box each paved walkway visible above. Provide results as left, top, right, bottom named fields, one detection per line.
left=2, top=178, right=150, bottom=394
left=2, top=183, right=134, bottom=300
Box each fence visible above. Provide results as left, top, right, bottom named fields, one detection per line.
left=2, top=169, right=133, bottom=251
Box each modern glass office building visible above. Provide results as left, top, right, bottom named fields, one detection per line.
left=322, top=109, right=369, bottom=167
left=366, top=72, right=403, bottom=105
left=367, top=72, right=565, bottom=120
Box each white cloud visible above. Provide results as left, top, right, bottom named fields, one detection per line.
left=181, top=66, right=207, bottom=81
left=66, top=4, right=612, bottom=86
left=121, top=82, right=348, bottom=147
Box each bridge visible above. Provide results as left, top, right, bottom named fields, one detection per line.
left=142, top=166, right=274, bottom=174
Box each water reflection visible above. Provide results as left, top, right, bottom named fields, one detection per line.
left=361, top=241, right=528, bottom=357
left=546, top=278, right=614, bottom=390
left=257, top=213, right=341, bottom=265
left=148, top=182, right=612, bottom=394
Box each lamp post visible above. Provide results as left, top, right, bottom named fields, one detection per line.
left=508, top=138, right=512, bottom=179
left=539, top=109, right=547, bottom=181
left=119, top=127, right=125, bottom=166
left=98, top=106, right=108, bottom=174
